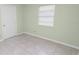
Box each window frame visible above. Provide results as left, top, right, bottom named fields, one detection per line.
left=38, top=5, right=55, bottom=27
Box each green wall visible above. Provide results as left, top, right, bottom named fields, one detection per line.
left=24, top=4, right=79, bottom=47
left=16, top=5, right=24, bottom=33
left=0, top=9, right=2, bottom=38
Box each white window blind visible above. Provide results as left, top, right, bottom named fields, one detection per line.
left=38, top=5, right=55, bottom=27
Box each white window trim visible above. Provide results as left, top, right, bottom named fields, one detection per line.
left=38, top=5, right=55, bottom=27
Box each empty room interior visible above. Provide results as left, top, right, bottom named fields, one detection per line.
left=0, top=4, right=79, bottom=55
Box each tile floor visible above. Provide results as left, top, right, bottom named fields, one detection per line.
left=0, top=34, right=78, bottom=55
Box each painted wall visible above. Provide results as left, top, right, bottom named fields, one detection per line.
left=0, top=9, right=2, bottom=38
left=24, top=5, right=79, bottom=47
left=16, top=5, right=24, bottom=33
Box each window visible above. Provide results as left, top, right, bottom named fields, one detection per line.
left=38, top=5, right=55, bottom=27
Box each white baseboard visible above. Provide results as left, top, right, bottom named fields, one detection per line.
left=0, top=32, right=79, bottom=54
left=0, top=38, right=5, bottom=42
left=0, top=32, right=24, bottom=42
left=0, top=32, right=79, bottom=50
left=24, top=32, right=79, bottom=50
